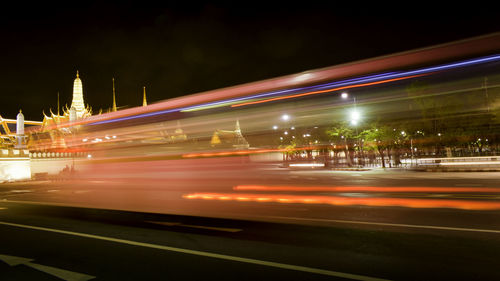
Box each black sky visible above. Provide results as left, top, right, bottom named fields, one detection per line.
left=1, top=2, right=499, bottom=120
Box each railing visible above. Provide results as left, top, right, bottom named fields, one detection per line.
left=411, top=156, right=500, bottom=171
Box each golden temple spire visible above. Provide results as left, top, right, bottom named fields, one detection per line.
left=71, top=70, right=87, bottom=118
left=57, top=92, right=60, bottom=116
left=112, top=78, right=117, bottom=112
left=143, top=86, right=147, bottom=107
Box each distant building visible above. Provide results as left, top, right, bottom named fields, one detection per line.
left=210, top=120, right=249, bottom=149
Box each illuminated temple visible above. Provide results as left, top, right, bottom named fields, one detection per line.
left=211, top=120, right=249, bottom=149
left=40, top=71, right=92, bottom=130
left=6, top=70, right=249, bottom=152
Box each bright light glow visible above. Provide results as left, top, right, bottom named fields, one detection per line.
left=272, top=125, right=278, bottom=130
left=289, top=163, right=325, bottom=167
left=2, top=161, right=31, bottom=181
left=281, top=114, right=290, bottom=121
left=350, top=109, right=361, bottom=125
left=341, top=92, right=348, bottom=99
left=351, top=110, right=360, bottom=120
left=293, top=72, right=313, bottom=82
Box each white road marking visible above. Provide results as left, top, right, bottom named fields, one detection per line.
left=0, top=254, right=33, bottom=266
left=27, top=262, right=95, bottom=281
left=146, top=220, right=242, bottom=232
left=263, top=216, right=500, bottom=234
left=0, top=253, right=95, bottom=281
left=0, top=221, right=390, bottom=281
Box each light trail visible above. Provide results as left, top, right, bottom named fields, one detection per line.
left=230, top=54, right=500, bottom=107
left=183, top=193, right=500, bottom=210
left=233, top=185, right=500, bottom=193
left=230, top=74, right=427, bottom=107
left=182, top=146, right=319, bottom=158
left=89, top=53, right=500, bottom=117
left=31, top=50, right=500, bottom=130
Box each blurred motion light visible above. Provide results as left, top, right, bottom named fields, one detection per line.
left=281, top=114, right=290, bottom=121
left=293, top=72, right=313, bottom=82
left=341, top=92, right=349, bottom=99
left=350, top=109, right=361, bottom=125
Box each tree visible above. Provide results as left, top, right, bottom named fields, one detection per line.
left=326, top=121, right=356, bottom=166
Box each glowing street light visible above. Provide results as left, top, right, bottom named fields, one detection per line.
left=281, top=114, right=290, bottom=121
left=350, top=109, right=361, bottom=126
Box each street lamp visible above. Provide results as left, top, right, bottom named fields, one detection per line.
left=342, top=92, right=364, bottom=166
left=341, top=92, right=356, bottom=105
left=350, top=109, right=361, bottom=126
left=342, top=92, right=359, bottom=124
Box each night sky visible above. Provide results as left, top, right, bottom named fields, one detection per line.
left=1, top=2, right=499, bottom=121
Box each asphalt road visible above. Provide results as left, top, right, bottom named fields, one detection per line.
left=1, top=169, right=500, bottom=280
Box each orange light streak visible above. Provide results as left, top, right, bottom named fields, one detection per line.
left=231, top=74, right=427, bottom=108
left=183, top=192, right=500, bottom=210
left=233, top=185, right=500, bottom=193
left=182, top=146, right=318, bottom=158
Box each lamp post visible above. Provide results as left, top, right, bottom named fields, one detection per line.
left=278, top=114, right=292, bottom=164
left=341, top=92, right=359, bottom=125
left=342, top=92, right=363, bottom=166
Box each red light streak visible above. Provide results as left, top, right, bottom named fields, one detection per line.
left=183, top=192, right=500, bottom=210
left=234, top=185, right=500, bottom=193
